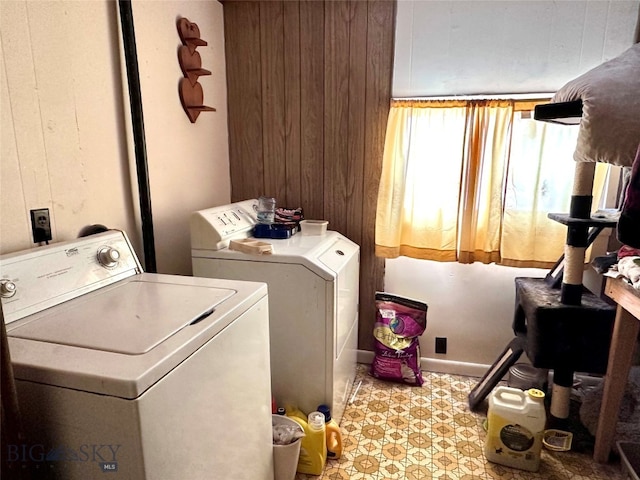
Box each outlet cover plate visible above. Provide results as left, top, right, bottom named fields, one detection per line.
left=435, top=337, right=447, bottom=354
left=30, top=208, right=52, bottom=243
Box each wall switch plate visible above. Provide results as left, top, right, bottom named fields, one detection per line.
left=30, top=208, right=52, bottom=243
left=435, top=337, right=447, bottom=354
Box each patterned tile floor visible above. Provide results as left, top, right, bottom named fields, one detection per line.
left=296, top=364, right=625, bottom=480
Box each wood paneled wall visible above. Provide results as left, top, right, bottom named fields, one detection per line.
left=222, top=0, right=396, bottom=351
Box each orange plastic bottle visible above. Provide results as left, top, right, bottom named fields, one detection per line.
left=317, top=404, right=343, bottom=459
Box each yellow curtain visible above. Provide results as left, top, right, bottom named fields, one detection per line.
left=458, top=101, right=513, bottom=264
left=375, top=98, right=607, bottom=268
left=500, top=116, right=608, bottom=267
left=375, top=100, right=467, bottom=260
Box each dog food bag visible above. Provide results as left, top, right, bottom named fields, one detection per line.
left=371, top=292, right=428, bottom=386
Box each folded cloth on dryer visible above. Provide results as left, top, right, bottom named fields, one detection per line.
left=275, top=207, right=304, bottom=223
left=229, top=239, right=273, bottom=255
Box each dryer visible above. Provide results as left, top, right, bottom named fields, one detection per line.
left=191, top=200, right=359, bottom=424
left=1, top=230, right=273, bottom=480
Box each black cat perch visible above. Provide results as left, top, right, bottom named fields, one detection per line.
left=533, top=99, right=582, bottom=125
left=469, top=43, right=640, bottom=420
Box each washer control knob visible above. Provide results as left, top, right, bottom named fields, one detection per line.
left=0, top=280, right=17, bottom=298
left=97, top=247, right=120, bottom=268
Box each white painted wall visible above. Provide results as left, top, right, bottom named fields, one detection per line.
left=130, top=1, right=230, bottom=274
left=0, top=0, right=229, bottom=276
left=384, top=259, right=546, bottom=368
left=1, top=1, right=138, bottom=253
left=394, top=0, right=640, bottom=96
left=385, top=0, right=638, bottom=372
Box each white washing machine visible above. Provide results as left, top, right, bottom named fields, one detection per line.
left=1, top=230, right=273, bottom=480
left=191, top=200, right=359, bottom=424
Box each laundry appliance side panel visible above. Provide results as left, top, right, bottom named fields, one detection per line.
left=12, top=380, right=145, bottom=479
left=325, top=243, right=360, bottom=424
left=193, top=257, right=332, bottom=416
left=138, top=296, right=273, bottom=480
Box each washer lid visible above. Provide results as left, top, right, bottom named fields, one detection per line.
left=9, top=279, right=235, bottom=354
left=7, top=274, right=267, bottom=399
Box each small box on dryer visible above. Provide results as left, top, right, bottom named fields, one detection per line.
left=299, top=220, right=328, bottom=235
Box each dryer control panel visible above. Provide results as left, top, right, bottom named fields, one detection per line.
left=0, top=230, right=141, bottom=324
left=191, top=199, right=258, bottom=251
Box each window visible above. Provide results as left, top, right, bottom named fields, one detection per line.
left=375, top=98, right=608, bottom=268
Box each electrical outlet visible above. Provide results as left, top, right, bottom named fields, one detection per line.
left=435, top=337, right=447, bottom=354
left=30, top=208, right=52, bottom=243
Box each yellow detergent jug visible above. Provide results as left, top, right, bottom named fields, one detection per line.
left=317, top=404, right=343, bottom=459
left=285, top=405, right=307, bottom=423
left=484, top=386, right=546, bottom=472
left=288, top=411, right=326, bottom=475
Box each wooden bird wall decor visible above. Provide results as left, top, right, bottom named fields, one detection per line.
left=177, top=17, right=215, bottom=123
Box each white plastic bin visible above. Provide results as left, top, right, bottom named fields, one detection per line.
left=299, top=220, right=328, bottom=236
left=484, top=387, right=546, bottom=472
left=273, top=414, right=303, bottom=480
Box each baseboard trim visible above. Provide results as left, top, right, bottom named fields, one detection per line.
left=357, top=350, right=491, bottom=378
left=357, top=350, right=606, bottom=386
